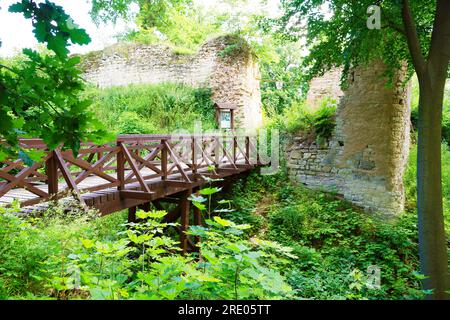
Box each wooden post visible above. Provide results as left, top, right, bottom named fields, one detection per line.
left=230, top=110, right=235, bottom=130
left=191, top=137, right=197, bottom=176
left=128, top=206, right=136, bottom=223
left=180, top=189, right=191, bottom=254
left=117, top=142, right=125, bottom=191
left=46, top=151, right=58, bottom=196
left=137, top=202, right=151, bottom=216
left=193, top=189, right=202, bottom=248
left=98, top=151, right=103, bottom=171
left=161, top=139, right=168, bottom=181
left=233, top=136, right=237, bottom=164
left=245, top=136, right=250, bottom=165
left=214, top=137, right=220, bottom=169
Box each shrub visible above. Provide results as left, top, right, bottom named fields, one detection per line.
left=228, top=172, right=426, bottom=300
left=41, top=210, right=294, bottom=300
left=85, top=83, right=216, bottom=135
left=0, top=201, right=126, bottom=299
left=280, top=97, right=337, bottom=143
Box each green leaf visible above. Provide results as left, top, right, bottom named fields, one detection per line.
left=80, top=238, right=95, bottom=249
left=33, top=21, right=48, bottom=42
left=213, top=216, right=233, bottom=227
left=8, top=2, right=27, bottom=13
left=70, top=29, right=91, bottom=45
left=192, top=201, right=206, bottom=211
left=199, top=187, right=222, bottom=195
left=146, top=210, right=167, bottom=219
left=188, top=194, right=207, bottom=203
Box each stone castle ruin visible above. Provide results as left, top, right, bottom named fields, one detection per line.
left=286, top=61, right=411, bottom=216
left=81, top=37, right=411, bottom=216
left=80, top=36, right=263, bottom=130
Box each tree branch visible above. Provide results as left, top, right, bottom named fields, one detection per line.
left=379, top=4, right=406, bottom=36
left=0, top=64, right=17, bottom=74
left=401, top=0, right=427, bottom=77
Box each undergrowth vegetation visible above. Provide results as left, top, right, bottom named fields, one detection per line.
left=228, top=173, right=424, bottom=300
left=85, top=83, right=217, bottom=135
left=0, top=203, right=294, bottom=300
left=265, top=97, right=338, bottom=145
left=2, top=144, right=449, bottom=300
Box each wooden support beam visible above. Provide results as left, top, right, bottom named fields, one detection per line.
left=62, top=151, right=117, bottom=183
left=74, top=149, right=118, bottom=184
left=120, top=143, right=152, bottom=194
left=128, top=206, right=136, bottom=223
left=163, top=141, right=191, bottom=183
left=162, top=206, right=181, bottom=223
left=193, top=173, right=223, bottom=180
left=164, top=180, right=197, bottom=189
left=161, top=139, right=168, bottom=181
left=138, top=202, right=151, bottom=212
left=193, top=203, right=202, bottom=248
left=54, top=150, right=87, bottom=209
left=173, top=226, right=196, bottom=252
left=216, top=167, right=241, bottom=173
left=120, top=190, right=156, bottom=200
left=158, top=197, right=181, bottom=204
left=235, top=163, right=254, bottom=169
left=180, top=189, right=191, bottom=254
left=117, top=142, right=125, bottom=191
left=152, top=200, right=165, bottom=211
left=46, top=152, right=58, bottom=196
left=0, top=160, right=49, bottom=198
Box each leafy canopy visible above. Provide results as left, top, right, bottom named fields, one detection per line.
left=270, top=0, right=438, bottom=82
left=9, top=0, right=91, bottom=57
left=0, top=0, right=112, bottom=160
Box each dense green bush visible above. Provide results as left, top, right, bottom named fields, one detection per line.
left=268, top=97, right=338, bottom=144
left=85, top=83, right=217, bottom=135
left=0, top=201, right=293, bottom=300
left=260, top=42, right=307, bottom=117
left=227, top=172, right=427, bottom=300
left=0, top=201, right=126, bottom=299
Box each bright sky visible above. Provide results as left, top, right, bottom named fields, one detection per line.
left=0, top=0, right=140, bottom=57
left=0, top=0, right=281, bottom=58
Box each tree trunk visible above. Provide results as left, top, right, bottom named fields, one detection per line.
left=416, top=75, right=449, bottom=299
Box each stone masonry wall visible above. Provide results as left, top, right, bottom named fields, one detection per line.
left=80, top=36, right=262, bottom=130
left=286, top=61, right=411, bottom=217
left=306, top=68, right=344, bottom=108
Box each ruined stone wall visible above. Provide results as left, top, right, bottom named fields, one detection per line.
left=80, top=36, right=262, bottom=130
left=286, top=61, right=411, bottom=216
left=306, top=68, right=344, bottom=107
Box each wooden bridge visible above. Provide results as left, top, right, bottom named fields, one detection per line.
left=0, top=134, right=260, bottom=252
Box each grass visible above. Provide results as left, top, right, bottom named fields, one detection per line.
left=85, top=83, right=217, bottom=135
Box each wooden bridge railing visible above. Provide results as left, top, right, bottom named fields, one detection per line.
left=0, top=134, right=259, bottom=208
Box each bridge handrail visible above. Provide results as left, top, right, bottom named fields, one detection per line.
left=0, top=133, right=258, bottom=208
left=1, top=133, right=257, bottom=149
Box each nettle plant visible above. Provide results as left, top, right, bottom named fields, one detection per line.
left=45, top=183, right=296, bottom=300
left=187, top=178, right=296, bottom=300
